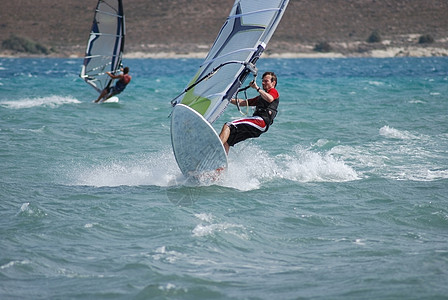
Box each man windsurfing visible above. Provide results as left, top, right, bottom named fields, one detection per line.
left=219, top=71, right=279, bottom=154
left=95, top=67, right=132, bottom=102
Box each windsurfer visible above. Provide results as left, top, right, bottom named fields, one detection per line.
left=95, top=67, right=132, bottom=102
left=219, top=72, right=279, bottom=154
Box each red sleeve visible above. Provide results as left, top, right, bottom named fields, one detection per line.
left=268, top=88, right=279, bottom=99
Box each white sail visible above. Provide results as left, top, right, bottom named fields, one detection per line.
left=171, top=0, right=289, bottom=124
left=80, top=0, right=125, bottom=93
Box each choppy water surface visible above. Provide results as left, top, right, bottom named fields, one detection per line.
left=1, top=57, right=447, bottom=299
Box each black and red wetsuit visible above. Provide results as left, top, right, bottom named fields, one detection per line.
left=108, top=73, right=131, bottom=95
left=226, top=87, right=279, bottom=147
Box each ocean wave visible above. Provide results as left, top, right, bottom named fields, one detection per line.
left=60, top=136, right=447, bottom=190
left=389, top=167, right=448, bottom=182
left=379, top=125, right=418, bottom=140
left=192, top=213, right=247, bottom=238
left=0, top=259, right=31, bottom=270
left=331, top=131, right=448, bottom=181
left=0, top=95, right=81, bottom=109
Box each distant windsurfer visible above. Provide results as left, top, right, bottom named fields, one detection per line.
left=219, top=72, right=279, bottom=154
left=95, top=67, right=132, bottom=102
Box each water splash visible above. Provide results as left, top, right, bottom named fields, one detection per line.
left=66, top=150, right=180, bottom=187
left=222, top=144, right=360, bottom=189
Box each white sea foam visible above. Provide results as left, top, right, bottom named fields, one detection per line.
left=158, top=283, right=180, bottom=292
left=0, top=95, right=81, bottom=109
left=0, top=260, right=31, bottom=270
left=390, top=167, right=448, bottom=182
left=368, top=80, right=385, bottom=86
left=192, top=213, right=246, bottom=238
left=17, top=202, right=47, bottom=217
left=152, top=246, right=183, bottom=263
left=19, top=126, right=46, bottom=133
left=194, top=213, right=214, bottom=222
left=331, top=128, right=448, bottom=182
left=408, top=99, right=426, bottom=104
left=379, top=125, right=417, bottom=140
left=20, top=202, right=30, bottom=212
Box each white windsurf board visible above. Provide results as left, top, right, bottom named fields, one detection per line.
left=103, top=96, right=119, bottom=103
left=171, top=104, right=227, bottom=178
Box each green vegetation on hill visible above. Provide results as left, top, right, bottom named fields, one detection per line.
left=2, top=35, right=50, bottom=55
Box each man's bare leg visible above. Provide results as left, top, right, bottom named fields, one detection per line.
left=219, top=124, right=230, bottom=154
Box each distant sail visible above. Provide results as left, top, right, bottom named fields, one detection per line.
left=171, top=0, right=289, bottom=124
left=80, top=0, right=125, bottom=93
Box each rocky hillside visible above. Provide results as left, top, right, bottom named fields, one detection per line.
left=1, top=0, right=447, bottom=57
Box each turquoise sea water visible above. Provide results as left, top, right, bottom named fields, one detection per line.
left=1, top=57, right=447, bottom=299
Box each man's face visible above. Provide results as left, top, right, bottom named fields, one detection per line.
left=262, top=75, right=275, bottom=90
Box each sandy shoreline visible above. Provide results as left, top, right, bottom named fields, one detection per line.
left=124, top=46, right=448, bottom=59
left=1, top=46, right=447, bottom=59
